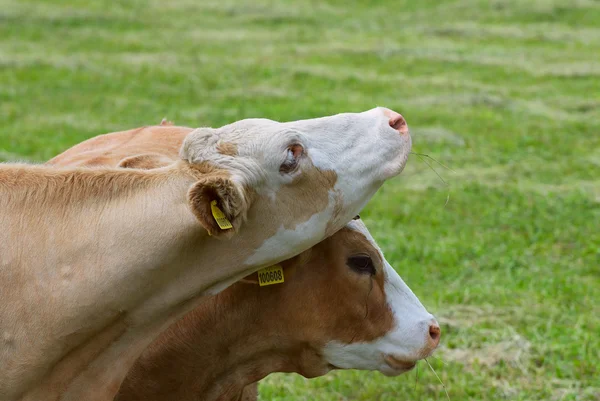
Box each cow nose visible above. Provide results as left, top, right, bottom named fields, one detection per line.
left=382, top=108, right=409, bottom=135
left=428, top=321, right=441, bottom=348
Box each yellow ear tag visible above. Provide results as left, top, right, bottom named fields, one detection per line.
left=257, top=265, right=285, bottom=286
left=210, top=200, right=233, bottom=230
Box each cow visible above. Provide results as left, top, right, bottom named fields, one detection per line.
left=0, top=108, right=411, bottom=401
left=114, top=218, right=440, bottom=401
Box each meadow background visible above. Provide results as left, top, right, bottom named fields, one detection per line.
left=1, top=0, right=599, bottom=399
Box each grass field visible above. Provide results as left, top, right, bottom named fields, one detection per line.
left=1, top=0, right=599, bottom=399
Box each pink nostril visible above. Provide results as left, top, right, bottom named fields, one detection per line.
left=429, top=323, right=441, bottom=347
left=382, top=108, right=409, bottom=134
left=389, top=114, right=406, bottom=131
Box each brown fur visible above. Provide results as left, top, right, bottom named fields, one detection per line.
left=0, top=163, right=176, bottom=206
left=0, top=162, right=245, bottom=238
left=117, top=153, right=175, bottom=169
left=187, top=173, right=246, bottom=238
left=277, top=164, right=337, bottom=232
left=216, top=141, right=238, bottom=157
left=46, top=125, right=191, bottom=168
left=31, top=313, right=129, bottom=399
left=115, top=226, right=394, bottom=401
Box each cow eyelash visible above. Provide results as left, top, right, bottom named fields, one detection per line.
left=279, top=144, right=303, bottom=174
left=347, top=255, right=376, bottom=276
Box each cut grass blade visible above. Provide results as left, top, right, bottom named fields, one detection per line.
left=425, top=358, right=450, bottom=401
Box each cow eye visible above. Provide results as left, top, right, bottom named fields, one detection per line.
left=279, top=144, right=303, bottom=174
left=347, top=255, right=375, bottom=275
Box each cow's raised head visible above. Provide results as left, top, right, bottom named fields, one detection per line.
left=242, top=217, right=439, bottom=378
left=181, top=107, right=411, bottom=264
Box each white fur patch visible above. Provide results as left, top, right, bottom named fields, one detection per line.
left=323, top=220, right=434, bottom=374
left=243, top=190, right=336, bottom=268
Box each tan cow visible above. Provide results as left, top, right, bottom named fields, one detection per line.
left=1, top=108, right=411, bottom=401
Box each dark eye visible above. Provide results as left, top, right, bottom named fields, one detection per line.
left=279, top=144, right=304, bottom=174
left=347, top=255, right=375, bottom=275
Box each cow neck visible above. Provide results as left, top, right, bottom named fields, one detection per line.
left=8, top=164, right=200, bottom=401
left=117, top=282, right=324, bottom=401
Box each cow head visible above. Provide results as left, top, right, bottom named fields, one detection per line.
left=181, top=107, right=411, bottom=266
left=318, top=218, right=439, bottom=376
left=236, top=217, right=439, bottom=378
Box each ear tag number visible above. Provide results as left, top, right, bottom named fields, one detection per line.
left=210, top=200, right=233, bottom=230
left=257, top=265, right=285, bottom=286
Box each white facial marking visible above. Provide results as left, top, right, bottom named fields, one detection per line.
left=323, top=220, right=435, bottom=376
left=243, top=190, right=336, bottom=267
left=288, top=108, right=411, bottom=228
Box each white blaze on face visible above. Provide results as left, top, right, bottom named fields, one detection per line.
left=322, top=220, right=437, bottom=376
left=243, top=190, right=338, bottom=267
left=284, top=107, right=412, bottom=230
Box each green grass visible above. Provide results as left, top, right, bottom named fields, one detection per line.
left=1, top=0, right=599, bottom=399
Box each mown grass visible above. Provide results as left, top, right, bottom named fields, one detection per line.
left=1, top=0, right=599, bottom=400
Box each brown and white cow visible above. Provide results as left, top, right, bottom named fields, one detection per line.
left=0, top=108, right=411, bottom=401
left=49, top=119, right=436, bottom=401
left=114, top=218, right=440, bottom=401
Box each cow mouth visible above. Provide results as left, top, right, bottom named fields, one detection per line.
left=383, top=355, right=417, bottom=374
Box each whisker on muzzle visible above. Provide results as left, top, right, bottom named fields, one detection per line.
left=410, top=152, right=452, bottom=207
left=410, top=152, right=456, bottom=173
left=410, top=153, right=450, bottom=186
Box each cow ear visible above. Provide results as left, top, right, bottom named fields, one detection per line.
left=117, top=153, right=174, bottom=170
left=187, top=175, right=248, bottom=238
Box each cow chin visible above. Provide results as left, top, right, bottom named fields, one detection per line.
left=321, top=336, right=430, bottom=377
left=379, top=363, right=417, bottom=377
left=288, top=348, right=333, bottom=379
left=321, top=340, right=388, bottom=372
